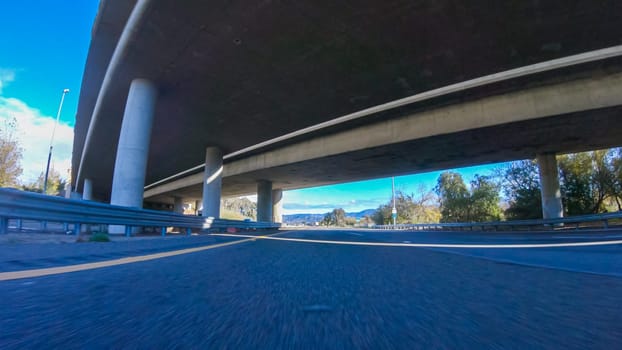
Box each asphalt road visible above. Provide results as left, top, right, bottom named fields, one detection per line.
left=1, top=229, right=621, bottom=349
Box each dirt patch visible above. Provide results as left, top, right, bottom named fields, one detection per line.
left=0, top=233, right=78, bottom=244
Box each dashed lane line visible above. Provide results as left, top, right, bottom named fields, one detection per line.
left=210, top=233, right=622, bottom=249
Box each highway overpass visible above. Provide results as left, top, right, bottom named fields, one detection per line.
left=72, top=0, right=622, bottom=222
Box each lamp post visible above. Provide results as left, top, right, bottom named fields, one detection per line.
left=43, top=88, right=69, bottom=194
left=391, top=177, right=397, bottom=227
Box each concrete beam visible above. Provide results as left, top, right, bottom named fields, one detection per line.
left=225, top=72, right=622, bottom=179
left=142, top=72, right=622, bottom=199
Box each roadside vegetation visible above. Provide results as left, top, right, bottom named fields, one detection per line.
left=0, top=117, right=66, bottom=195
left=340, top=148, right=622, bottom=226
left=88, top=232, right=110, bottom=242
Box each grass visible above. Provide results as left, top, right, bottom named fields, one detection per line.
left=89, top=232, right=110, bottom=242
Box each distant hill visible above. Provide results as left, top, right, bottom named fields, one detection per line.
left=349, top=209, right=376, bottom=219
left=283, top=209, right=376, bottom=225
left=221, top=197, right=256, bottom=220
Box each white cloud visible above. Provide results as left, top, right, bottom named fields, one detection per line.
left=0, top=96, right=73, bottom=184
left=0, top=69, right=15, bottom=94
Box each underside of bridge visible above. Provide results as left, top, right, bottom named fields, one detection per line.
left=73, top=0, right=622, bottom=202
left=145, top=106, right=622, bottom=204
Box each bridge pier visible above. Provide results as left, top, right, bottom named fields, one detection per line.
left=173, top=196, right=184, bottom=214
left=110, top=78, right=157, bottom=208
left=272, top=189, right=283, bottom=224
left=537, top=153, right=564, bottom=219
left=257, top=180, right=273, bottom=222
left=202, top=146, right=222, bottom=219
left=109, top=78, right=158, bottom=234
left=83, top=178, right=93, bottom=200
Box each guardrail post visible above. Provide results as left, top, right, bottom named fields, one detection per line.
left=0, top=217, right=8, bottom=234
left=125, top=226, right=132, bottom=237
left=73, top=223, right=81, bottom=235
left=603, top=219, right=609, bottom=229
left=63, top=223, right=69, bottom=232
left=186, top=228, right=192, bottom=236
left=16, top=219, right=22, bottom=231
left=161, top=227, right=167, bottom=236
left=41, top=221, right=47, bottom=230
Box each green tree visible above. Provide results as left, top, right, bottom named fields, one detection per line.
left=344, top=217, right=357, bottom=226
left=499, top=150, right=622, bottom=219
left=499, top=160, right=542, bottom=219
left=26, top=169, right=64, bottom=195
left=611, top=148, right=622, bottom=210
left=558, top=152, right=604, bottom=215
left=469, top=175, right=502, bottom=222
left=558, top=149, right=622, bottom=215
left=372, top=188, right=439, bottom=224
left=435, top=171, right=501, bottom=222
left=322, top=208, right=347, bottom=226
left=0, top=117, right=22, bottom=187
left=591, top=149, right=619, bottom=211
left=435, top=172, right=469, bottom=222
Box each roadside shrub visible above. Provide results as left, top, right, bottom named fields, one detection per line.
left=89, top=232, right=110, bottom=242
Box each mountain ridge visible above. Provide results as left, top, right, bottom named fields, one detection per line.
left=283, top=208, right=375, bottom=225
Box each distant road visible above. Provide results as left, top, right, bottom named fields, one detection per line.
left=1, top=229, right=621, bottom=348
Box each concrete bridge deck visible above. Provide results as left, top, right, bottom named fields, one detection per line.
left=73, top=0, right=622, bottom=202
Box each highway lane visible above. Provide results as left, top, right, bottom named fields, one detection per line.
left=1, top=229, right=621, bottom=348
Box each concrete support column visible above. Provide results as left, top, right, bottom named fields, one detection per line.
left=537, top=153, right=564, bottom=219
left=202, top=147, right=223, bottom=218
left=194, top=200, right=201, bottom=216
left=272, top=189, right=283, bottom=224
left=110, top=78, right=157, bottom=208
left=257, top=180, right=273, bottom=222
left=173, top=197, right=184, bottom=214
left=83, top=178, right=93, bottom=201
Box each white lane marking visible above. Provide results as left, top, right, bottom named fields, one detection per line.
left=347, top=232, right=363, bottom=236
left=555, top=235, right=622, bottom=239
left=210, top=233, right=622, bottom=249
left=0, top=237, right=259, bottom=282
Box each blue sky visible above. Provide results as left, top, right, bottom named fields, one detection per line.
left=0, top=1, right=99, bottom=182
left=0, top=1, right=509, bottom=214
left=0, top=1, right=98, bottom=122
left=281, top=163, right=506, bottom=214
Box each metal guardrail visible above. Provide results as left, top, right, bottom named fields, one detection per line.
left=0, top=188, right=280, bottom=236
left=374, top=212, right=622, bottom=231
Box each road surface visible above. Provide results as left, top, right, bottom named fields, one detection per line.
left=1, top=229, right=621, bottom=348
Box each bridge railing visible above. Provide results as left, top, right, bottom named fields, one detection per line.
left=0, top=188, right=279, bottom=236
left=373, top=212, right=622, bottom=231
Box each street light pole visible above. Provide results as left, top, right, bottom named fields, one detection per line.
left=391, top=177, right=397, bottom=227
left=43, top=88, right=69, bottom=194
